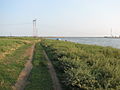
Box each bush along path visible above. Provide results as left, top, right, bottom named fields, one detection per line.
left=43, top=50, right=62, bottom=90
left=41, top=39, right=120, bottom=90
left=12, top=44, right=35, bottom=90
left=25, top=43, right=54, bottom=90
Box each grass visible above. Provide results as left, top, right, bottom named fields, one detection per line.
left=0, top=43, right=32, bottom=90
left=0, top=39, right=24, bottom=59
left=0, top=37, right=40, bottom=90
left=25, top=43, right=53, bottom=90
left=41, top=39, right=120, bottom=90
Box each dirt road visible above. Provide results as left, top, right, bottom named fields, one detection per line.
left=43, top=50, right=62, bottom=90
left=12, top=44, right=35, bottom=90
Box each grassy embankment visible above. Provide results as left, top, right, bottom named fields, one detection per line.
left=25, top=43, right=53, bottom=90
left=41, top=39, right=120, bottom=90
left=0, top=37, right=38, bottom=90
left=0, top=39, right=22, bottom=59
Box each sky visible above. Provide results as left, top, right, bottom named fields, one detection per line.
left=0, top=0, right=120, bottom=37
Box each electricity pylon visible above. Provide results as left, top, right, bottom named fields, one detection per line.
left=33, top=19, right=37, bottom=37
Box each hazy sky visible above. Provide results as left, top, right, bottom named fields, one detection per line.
left=0, top=0, right=120, bottom=37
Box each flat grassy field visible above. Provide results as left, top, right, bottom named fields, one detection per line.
left=41, top=39, right=120, bottom=90
left=0, top=37, right=39, bottom=90
left=0, top=39, right=23, bottom=60
left=25, top=43, right=53, bottom=90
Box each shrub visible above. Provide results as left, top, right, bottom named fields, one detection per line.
left=41, top=39, right=120, bottom=90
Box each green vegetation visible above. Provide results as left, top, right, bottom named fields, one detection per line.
left=0, top=39, right=23, bottom=59
left=25, top=43, right=53, bottom=90
left=0, top=37, right=39, bottom=90
left=0, top=44, right=31, bottom=89
left=0, top=36, right=40, bottom=40
left=41, top=39, right=120, bottom=90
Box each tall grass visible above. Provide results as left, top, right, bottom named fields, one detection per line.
left=41, top=39, right=120, bottom=90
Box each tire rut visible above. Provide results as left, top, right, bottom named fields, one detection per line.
left=43, top=50, right=62, bottom=90
left=12, top=44, right=35, bottom=90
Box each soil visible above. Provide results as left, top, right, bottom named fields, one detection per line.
left=12, top=44, right=35, bottom=90
left=43, top=50, right=62, bottom=90
left=12, top=44, right=62, bottom=90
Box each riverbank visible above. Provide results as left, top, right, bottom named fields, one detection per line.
left=41, top=39, right=120, bottom=90
left=48, top=37, right=120, bottom=49
left=1, top=37, right=120, bottom=90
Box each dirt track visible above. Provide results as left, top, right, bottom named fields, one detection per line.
left=43, top=50, right=62, bottom=90
left=12, top=44, right=35, bottom=90
left=12, top=44, right=62, bottom=90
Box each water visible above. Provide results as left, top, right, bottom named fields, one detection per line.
left=48, top=37, right=120, bottom=49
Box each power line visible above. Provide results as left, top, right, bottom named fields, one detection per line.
left=0, top=23, right=32, bottom=26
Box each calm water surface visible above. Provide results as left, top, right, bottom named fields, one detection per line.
left=48, top=37, right=120, bottom=49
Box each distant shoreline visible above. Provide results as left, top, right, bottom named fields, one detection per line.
left=0, top=36, right=120, bottom=38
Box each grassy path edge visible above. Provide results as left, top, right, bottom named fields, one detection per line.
left=43, top=50, right=62, bottom=90
left=12, top=44, right=35, bottom=90
left=24, top=43, right=53, bottom=90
